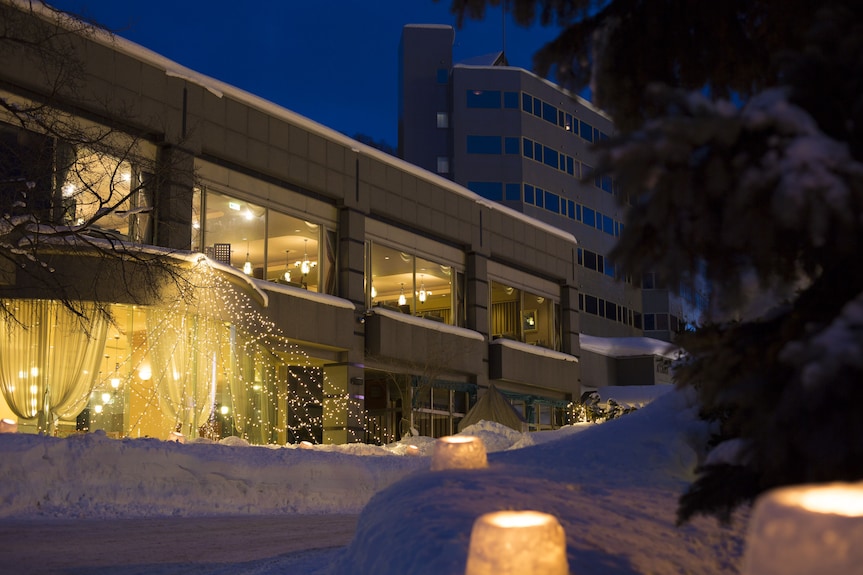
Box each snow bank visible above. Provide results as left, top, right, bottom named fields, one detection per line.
left=332, top=388, right=743, bottom=575
left=0, top=431, right=427, bottom=518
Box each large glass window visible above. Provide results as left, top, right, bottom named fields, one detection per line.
left=490, top=281, right=560, bottom=350
left=201, top=188, right=329, bottom=292
left=368, top=243, right=463, bottom=326
left=0, top=122, right=153, bottom=242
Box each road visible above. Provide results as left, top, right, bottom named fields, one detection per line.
left=0, top=514, right=359, bottom=575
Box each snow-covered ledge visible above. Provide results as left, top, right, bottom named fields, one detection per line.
left=368, top=307, right=486, bottom=341
left=489, top=337, right=579, bottom=362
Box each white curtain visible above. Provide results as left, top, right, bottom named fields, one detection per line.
left=0, top=299, right=108, bottom=431
left=146, top=310, right=217, bottom=435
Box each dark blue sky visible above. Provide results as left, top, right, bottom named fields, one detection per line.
left=47, top=1, right=563, bottom=147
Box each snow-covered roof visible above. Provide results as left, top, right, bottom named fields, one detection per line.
left=579, top=334, right=681, bottom=359
left=490, top=337, right=579, bottom=362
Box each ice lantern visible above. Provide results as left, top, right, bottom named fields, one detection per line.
left=0, top=418, right=18, bottom=433
left=464, top=510, right=569, bottom=575
left=430, top=435, right=487, bottom=471
left=742, top=482, right=863, bottom=575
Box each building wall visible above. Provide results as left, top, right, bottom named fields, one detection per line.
left=399, top=24, right=683, bottom=344
left=0, top=3, right=581, bottom=442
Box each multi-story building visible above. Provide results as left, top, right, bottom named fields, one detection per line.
left=0, top=2, right=581, bottom=443
left=399, top=25, right=688, bottom=357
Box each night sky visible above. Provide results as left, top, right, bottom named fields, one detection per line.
left=46, top=0, right=563, bottom=147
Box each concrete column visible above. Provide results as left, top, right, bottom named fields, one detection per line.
left=322, top=363, right=365, bottom=444
left=466, top=251, right=489, bottom=389
left=559, top=282, right=581, bottom=357
left=153, top=145, right=194, bottom=250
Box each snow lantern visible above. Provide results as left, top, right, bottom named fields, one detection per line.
left=464, top=510, right=569, bottom=575
left=0, top=418, right=17, bottom=433
left=742, top=482, right=863, bottom=575
left=405, top=444, right=420, bottom=456
left=298, top=440, right=315, bottom=449
left=430, top=435, right=487, bottom=470
left=167, top=431, right=185, bottom=443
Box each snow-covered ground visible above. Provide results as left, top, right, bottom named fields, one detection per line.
left=0, top=388, right=748, bottom=574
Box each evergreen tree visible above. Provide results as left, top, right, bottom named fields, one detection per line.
left=449, top=0, right=863, bottom=522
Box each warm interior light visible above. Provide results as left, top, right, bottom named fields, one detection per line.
left=93, top=404, right=103, bottom=414
left=138, top=365, right=152, bottom=381
left=295, top=239, right=316, bottom=276
left=430, top=435, right=487, bottom=471
left=219, top=405, right=230, bottom=415
left=101, top=392, right=111, bottom=404
left=398, top=283, right=407, bottom=306
left=110, top=377, right=120, bottom=389
left=243, top=239, right=253, bottom=275
left=371, top=285, right=377, bottom=299
left=419, top=276, right=427, bottom=303
left=283, top=250, right=292, bottom=282
left=742, top=483, right=863, bottom=575
left=465, top=510, right=569, bottom=575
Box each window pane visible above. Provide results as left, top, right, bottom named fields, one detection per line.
left=543, top=146, right=559, bottom=169
left=466, top=135, right=502, bottom=154
left=436, top=112, right=449, bottom=129
left=468, top=181, right=503, bottom=201
left=582, top=207, right=596, bottom=227
left=436, top=156, right=450, bottom=174
left=203, top=189, right=267, bottom=279
left=466, top=90, right=501, bottom=108
left=524, top=184, right=534, bottom=204
left=370, top=244, right=414, bottom=313
left=505, top=183, right=521, bottom=201
left=523, top=138, right=533, bottom=159
left=580, top=121, right=594, bottom=142
left=544, top=191, right=559, bottom=214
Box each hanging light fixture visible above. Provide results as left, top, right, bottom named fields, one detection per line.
left=419, top=275, right=427, bottom=303
left=283, top=250, right=292, bottom=283
left=398, top=283, right=406, bottom=306
left=371, top=285, right=377, bottom=299
left=243, top=239, right=252, bottom=275
left=295, top=239, right=317, bottom=275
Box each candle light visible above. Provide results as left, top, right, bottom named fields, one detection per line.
left=465, top=510, right=569, bottom=575
left=742, top=482, right=863, bottom=575
left=430, top=435, right=487, bottom=471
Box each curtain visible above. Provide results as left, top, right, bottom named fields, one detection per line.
left=491, top=301, right=518, bottom=338
left=0, top=299, right=108, bottom=431
left=146, top=309, right=218, bottom=435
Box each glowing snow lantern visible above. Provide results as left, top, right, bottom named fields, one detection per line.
left=298, top=440, right=315, bottom=449
left=742, top=482, right=863, bottom=575
left=405, top=444, right=420, bottom=456
left=430, top=435, right=487, bottom=471
left=167, top=431, right=185, bottom=443
left=465, top=510, right=569, bottom=575
left=0, top=418, right=18, bottom=433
